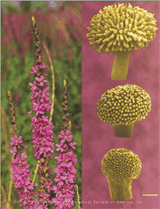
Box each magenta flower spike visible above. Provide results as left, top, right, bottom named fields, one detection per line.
left=53, top=130, right=77, bottom=208
left=7, top=90, right=45, bottom=208
left=52, top=79, right=77, bottom=209
left=28, top=16, right=55, bottom=208
left=28, top=62, right=54, bottom=161
left=7, top=134, right=44, bottom=208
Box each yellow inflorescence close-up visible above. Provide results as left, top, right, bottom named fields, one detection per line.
left=86, top=3, right=158, bottom=54
left=101, top=148, right=142, bottom=183
left=97, top=84, right=152, bottom=125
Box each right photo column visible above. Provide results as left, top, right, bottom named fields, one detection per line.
left=82, top=1, right=159, bottom=209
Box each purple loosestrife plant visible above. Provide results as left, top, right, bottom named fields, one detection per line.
left=7, top=74, right=54, bottom=209
left=5, top=16, right=79, bottom=209
left=27, top=16, right=55, bottom=208
left=7, top=91, right=44, bottom=209
left=7, top=136, right=41, bottom=209
left=6, top=16, right=54, bottom=209
left=28, top=62, right=54, bottom=160
left=53, top=130, right=77, bottom=209
left=28, top=62, right=55, bottom=207
left=52, top=80, right=77, bottom=209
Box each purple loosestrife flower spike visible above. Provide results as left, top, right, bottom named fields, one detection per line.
left=52, top=79, right=77, bottom=209
left=7, top=91, right=42, bottom=208
left=7, top=93, right=43, bottom=208
left=8, top=135, right=44, bottom=208
left=29, top=16, right=55, bottom=207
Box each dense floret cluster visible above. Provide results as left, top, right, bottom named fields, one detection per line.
left=102, top=148, right=142, bottom=183
left=28, top=62, right=55, bottom=208
left=53, top=130, right=77, bottom=209
left=97, top=84, right=151, bottom=125
left=29, top=62, right=54, bottom=160
left=7, top=135, right=43, bottom=208
left=86, top=3, right=158, bottom=54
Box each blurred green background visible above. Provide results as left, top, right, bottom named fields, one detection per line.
left=1, top=1, right=81, bottom=208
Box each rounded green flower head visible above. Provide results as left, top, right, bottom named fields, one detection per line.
left=102, top=148, right=142, bottom=183
left=101, top=148, right=142, bottom=200
left=86, top=3, right=158, bottom=54
left=97, top=84, right=151, bottom=126
left=86, top=3, right=158, bottom=80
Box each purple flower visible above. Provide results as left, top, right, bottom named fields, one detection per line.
left=52, top=196, right=66, bottom=209
left=39, top=192, right=50, bottom=204
left=12, top=152, right=27, bottom=165
left=7, top=135, right=22, bottom=147
left=35, top=75, right=48, bottom=86
left=53, top=129, right=77, bottom=208
left=58, top=130, right=73, bottom=142
left=2, top=205, right=7, bottom=209
left=7, top=135, right=27, bottom=151
left=29, top=80, right=37, bottom=91
left=56, top=143, right=67, bottom=152
left=10, top=145, right=18, bottom=155
left=19, top=193, right=32, bottom=206
left=44, top=179, right=54, bottom=193
left=69, top=141, right=77, bottom=149
left=29, top=65, right=39, bottom=75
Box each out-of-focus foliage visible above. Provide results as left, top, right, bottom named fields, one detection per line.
left=1, top=1, right=81, bottom=208
left=1, top=1, right=81, bottom=63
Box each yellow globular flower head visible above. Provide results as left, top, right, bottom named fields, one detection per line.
left=102, top=148, right=142, bottom=184
left=97, top=84, right=151, bottom=125
left=86, top=3, right=158, bottom=54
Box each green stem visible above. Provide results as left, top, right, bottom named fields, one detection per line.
left=111, top=51, right=131, bottom=80
left=108, top=179, right=133, bottom=201
left=112, top=122, right=135, bottom=138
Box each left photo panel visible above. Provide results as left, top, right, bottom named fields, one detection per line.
left=1, top=2, right=81, bottom=209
